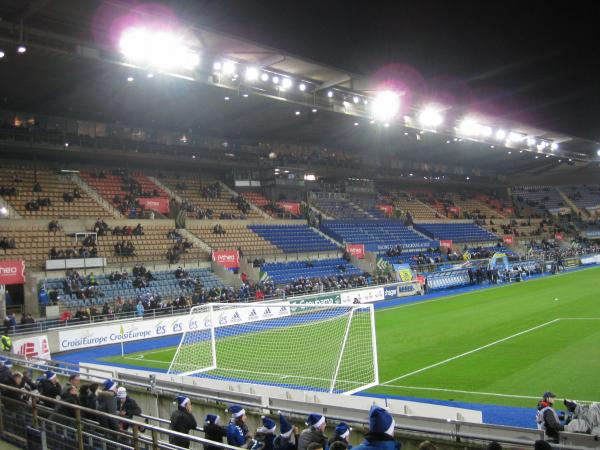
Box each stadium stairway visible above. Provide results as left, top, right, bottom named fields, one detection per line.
left=0, top=195, right=22, bottom=218
left=71, top=173, right=123, bottom=218
left=178, top=227, right=213, bottom=254
left=147, top=175, right=184, bottom=204
left=557, top=187, right=584, bottom=217
left=219, top=181, right=271, bottom=219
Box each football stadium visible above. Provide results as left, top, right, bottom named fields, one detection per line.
left=0, top=1, right=599, bottom=449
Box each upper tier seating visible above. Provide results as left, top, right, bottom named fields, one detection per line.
left=564, top=185, right=600, bottom=212
left=312, top=197, right=386, bottom=219
left=389, top=192, right=440, bottom=220
left=80, top=171, right=166, bottom=217
left=261, top=258, right=362, bottom=285
left=0, top=167, right=111, bottom=218
left=320, top=220, right=432, bottom=251
left=94, top=224, right=209, bottom=264
left=448, top=193, right=506, bottom=219
left=0, top=225, right=74, bottom=269
left=45, top=268, right=225, bottom=308
left=187, top=223, right=282, bottom=256
left=512, top=186, right=566, bottom=214
left=248, top=224, right=339, bottom=253
left=414, top=223, right=499, bottom=243
left=158, top=175, right=262, bottom=219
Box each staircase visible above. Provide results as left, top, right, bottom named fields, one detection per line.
left=178, top=229, right=213, bottom=254
left=71, top=174, right=123, bottom=218
left=0, top=196, right=22, bottom=218
left=218, top=181, right=271, bottom=219
left=148, top=176, right=184, bottom=204
left=557, top=188, right=586, bottom=217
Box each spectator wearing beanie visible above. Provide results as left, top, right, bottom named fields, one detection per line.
left=204, top=414, right=226, bottom=450
left=274, top=412, right=300, bottom=450
left=329, top=423, right=352, bottom=450
left=254, top=416, right=277, bottom=450
left=227, top=404, right=251, bottom=446
left=96, top=379, right=120, bottom=432
left=37, top=370, right=62, bottom=408
left=352, top=406, right=400, bottom=450
left=117, top=387, right=142, bottom=431
left=298, top=413, right=328, bottom=450
left=170, top=395, right=198, bottom=449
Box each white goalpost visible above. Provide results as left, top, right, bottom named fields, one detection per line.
left=168, top=302, right=379, bottom=395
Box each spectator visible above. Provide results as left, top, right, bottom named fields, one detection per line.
left=255, top=416, right=278, bottom=450
left=1, top=328, right=12, bottom=351
left=136, top=301, right=145, bottom=317
left=53, top=384, right=79, bottom=423
left=78, top=383, right=99, bottom=419
left=37, top=370, right=62, bottom=408
left=96, top=379, right=120, bottom=432
left=33, top=181, right=42, bottom=192
left=68, top=373, right=81, bottom=389
left=418, top=442, right=437, bottom=450
left=329, top=423, right=352, bottom=450
left=352, top=406, right=399, bottom=450
left=274, top=413, right=299, bottom=450
left=0, top=358, right=13, bottom=384
left=204, top=414, right=227, bottom=450
left=2, top=370, right=27, bottom=408
left=536, top=392, right=564, bottom=442
left=486, top=443, right=502, bottom=450
left=298, top=414, right=328, bottom=450
left=227, top=404, right=251, bottom=447
left=117, top=387, right=142, bottom=431
left=169, top=395, right=198, bottom=449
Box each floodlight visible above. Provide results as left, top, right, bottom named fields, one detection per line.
left=597, top=149, right=600, bottom=156
left=384, top=122, right=390, bottom=128
left=327, top=90, right=334, bottom=98
left=527, top=137, right=536, bottom=146
left=466, top=177, right=470, bottom=180
left=311, top=108, right=317, bottom=113
left=299, top=83, right=306, bottom=91
left=224, top=96, right=230, bottom=101
left=127, top=76, right=134, bottom=82
left=550, top=142, right=559, bottom=151
left=295, top=111, right=300, bottom=116
left=495, top=129, right=507, bottom=140
left=480, top=125, right=492, bottom=137
left=147, top=72, right=154, bottom=78
left=245, top=67, right=259, bottom=81
left=354, top=122, right=359, bottom=126
left=272, top=76, right=280, bottom=84
left=372, top=90, right=401, bottom=121
left=418, top=106, right=443, bottom=128
left=0, top=50, right=4, bottom=59
left=17, top=44, right=26, bottom=54
left=508, top=131, right=524, bottom=142
left=260, top=73, right=269, bottom=82
left=242, top=93, right=249, bottom=98
left=352, top=96, right=359, bottom=104
left=458, top=118, right=482, bottom=136
left=213, top=61, right=222, bottom=71
left=222, top=61, right=236, bottom=75
left=281, top=78, right=293, bottom=89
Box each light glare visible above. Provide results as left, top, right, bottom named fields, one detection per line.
left=372, top=90, right=401, bottom=121
left=418, top=106, right=443, bottom=128
left=245, top=67, right=259, bottom=81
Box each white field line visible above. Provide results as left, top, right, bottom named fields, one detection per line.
left=378, top=266, right=600, bottom=316
left=381, top=384, right=600, bottom=403
left=123, top=356, right=170, bottom=365
left=380, top=318, right=561, bottom=385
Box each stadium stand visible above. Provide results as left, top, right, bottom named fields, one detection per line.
left=311, top=196, right=387, bottom=220
left=0, top=224, right=74, bottom=269
left=158, top=175, right=263, bottom=219
left=80, top=170, right=167, bottom=217
left=248, top=224, right=340, bottom=253
left=261, top=258, right=362, bottom=285
left=564, top=185, right=600, bottom=214
left=511, top=186, right=568, bottom=214
left=388, top=192, right=440, bottom=220
left=414, top=222, right=499, bottom=243
left=0, top=165, right=112, bottom=218
left=320, top=220, right=432, bottom=251
left=448, top=192, right=506, bottom=219
left=187, top=223, right=283, bottom=256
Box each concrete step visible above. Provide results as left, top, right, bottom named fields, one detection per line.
left=71, top=174, right=123, bottom=218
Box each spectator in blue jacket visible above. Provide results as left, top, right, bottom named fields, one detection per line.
left=352, top=406, right=400, bottom=450
left=227, top=404, right=252, bottom=447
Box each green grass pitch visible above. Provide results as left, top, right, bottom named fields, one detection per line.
left=101, top=267, right=600, bottom=407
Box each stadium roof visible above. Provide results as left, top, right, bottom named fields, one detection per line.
left=0, top=0, right=599, bottom=176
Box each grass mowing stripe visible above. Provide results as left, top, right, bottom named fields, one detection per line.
left=380, top=319, right=560, bottom=385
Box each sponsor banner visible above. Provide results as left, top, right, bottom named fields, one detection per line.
left=276, top=201, right=301, bottom=216
left=13, top=335, right=51, bottom=360
left=212, top=250, right=240, bottom=269
left=503, top=207, right=514, bottom=215
left=58, top=306, right=290, bottom=351
left=584, top=230, right=600, bottom=239
left=563, top=257, right=581, bottom=268
left=289, top=293, right=341, bottom=307
left=0, top=259, right=26, bottom=285
left=580, top=254, right=600, bottom=265
left=416, top=274, right=426, bottom=285
left=346, top=243, right=365, bottom=259
left=503, top=235, right=514, bottom=245
left=554, top=232, right=564, bottom=241
left=137, top=197, right=170, bottom=214
left=448, top=206, right=460, bottom=215
left=376, top=205, right=394, bottom=216
left=341, top=287, right=384, bottom=304
left=439, top=240, right=453, bottom=249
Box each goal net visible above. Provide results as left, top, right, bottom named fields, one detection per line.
left=168, top=302, right=378, bottom=394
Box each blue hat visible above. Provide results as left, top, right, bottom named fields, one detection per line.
left=205, top=414, right=219, bottom=425
left=45, top=370, right=57, bottom=381
left=279, top=412, right=293, bottom=437
left=3, top=360, right=12, bottom=369
left=103, top=379, right=117, bottom=391
left=176, top=395, right=191, bottom=408
left=261, top=416, right=277, bottom=433
left=227, top=405, right=246, bottom=418
left=306, top=413, right=325, bottom=429
left=368, top=405, right=395, bottom=437
left=335, top=423, right=351, bottom=439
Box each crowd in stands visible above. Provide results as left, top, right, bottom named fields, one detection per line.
left=166, top=230, right=194, bottom=264
left=62, top=188, right=82, bottom=203
left=283, top=273, right=370, bottom=296
left=0, top=235, right=16, bottom=251
left=115, top=240, right=135, bottom=257
left=25, top=196, right=52, bottom=211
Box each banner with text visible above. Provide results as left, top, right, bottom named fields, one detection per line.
left=346, top=243, right=365, bottom=259
left=212, top=250, right=240, bottom=269
left=58, top=306, right=290, bottom=351
left=13, top=335, right=51, bottom=361
left=137, top=197, right=170, bottom=214
left=393, top=263, right=414, bottom=282
left=341, top=287, right=384, bottom=304
left=0, top=259, right=26, bottom=285
left=276, top=201, right=301, bottom=216
left=376, top=205, right=394, bottom=217
left=439, top=240, right=453, bottom=250
left=503, top=235, right=514, bottom=245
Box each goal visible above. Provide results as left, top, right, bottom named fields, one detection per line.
left=167, top=302, right=378, bottom=394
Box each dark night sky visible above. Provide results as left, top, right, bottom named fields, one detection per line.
left=174, top=0, right=600, bottom=141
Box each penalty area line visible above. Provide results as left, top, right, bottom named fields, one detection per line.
left=380, top=318, right=561, bottom=386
